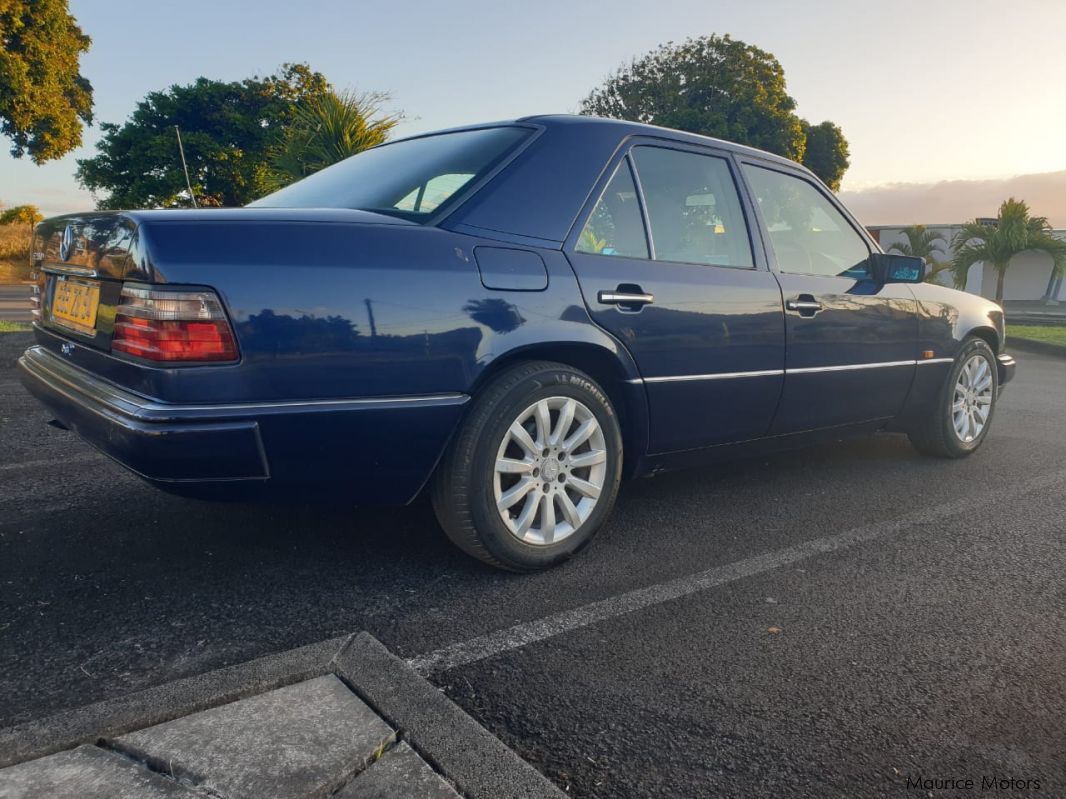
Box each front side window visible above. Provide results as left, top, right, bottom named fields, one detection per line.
left=741, top=164, right=870, bottom=278
left=250, top=126, right=531, bottom=219
left=630, top=147, right=754, bottom=268
left=575, top=159, right=649, bottom=258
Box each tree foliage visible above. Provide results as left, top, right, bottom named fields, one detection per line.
left=0, top=203, right=42, bottom=226
left=0, top=0, right=93, bottom=163
left=580, top=35, right=850, bottom=188
left=800, top=121, right=850, bottom=191
left=262, top=90, right=400, bottom=193
left=888, top=224, right=951, bottom=283
left=76, top=64, right=331, bottom=209
left=952, top=198, right=1066, bottom=302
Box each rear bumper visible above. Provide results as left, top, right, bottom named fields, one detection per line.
left=997, top=353, right=1016, bottom=388
left=17, top=346, right=468, bottom=504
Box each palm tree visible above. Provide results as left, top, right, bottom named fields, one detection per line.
left=952, top=198, right=1066, bottom=303
left=262, top=90, right=401, bottom=192
left=887, top=225, right=950, bottom=283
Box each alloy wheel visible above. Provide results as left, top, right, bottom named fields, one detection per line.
left=493, top=396, right=608, bottom=545
left=952, top=354, right=994, bottom=443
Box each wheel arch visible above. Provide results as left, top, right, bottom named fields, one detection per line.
left=965, top=325, right=999, bottom=354
left=469, top=341, right=649, bottom=478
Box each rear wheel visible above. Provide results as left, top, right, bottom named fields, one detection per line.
left=909, top=337, right=998, bottom=458
left=432, top=361, right=623, bottom=571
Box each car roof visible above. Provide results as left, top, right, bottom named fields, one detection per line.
left=515, top=114, right=802, bottom=170
left=438, top=114, right=809, bottom=245
left=388, top=114, right=803, bottom=172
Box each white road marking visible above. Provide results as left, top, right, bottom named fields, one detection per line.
left=408, top=467, right=1066, bottom=675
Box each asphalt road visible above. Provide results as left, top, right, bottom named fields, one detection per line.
left=1, top=331, right=1064, bottom=797
left=0, top=286, right=31, bottom=323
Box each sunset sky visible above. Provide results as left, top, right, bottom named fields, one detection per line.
left=4, top=0, right=1066, bottom=224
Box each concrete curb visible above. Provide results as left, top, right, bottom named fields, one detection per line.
left=1008, top=338, right=1066, bottom=359
left=334, top=633, right=564, bottom=799
left=0, top=633, right=564, bottom=799
left=1006, top=312, right=1066, bottom=326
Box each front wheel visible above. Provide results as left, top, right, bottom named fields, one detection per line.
left=909, top=337, right=998, bottom=458
left=432, top=361, right=623, bottom=571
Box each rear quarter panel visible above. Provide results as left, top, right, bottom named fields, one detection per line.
left=120, top=219, right=636, bottom=406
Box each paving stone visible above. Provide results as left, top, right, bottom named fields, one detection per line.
left=0, top=745, right=199, bottom=799
left=118, top=674, right=394, bottom=799
left=337, top=742, right=460, bottom=799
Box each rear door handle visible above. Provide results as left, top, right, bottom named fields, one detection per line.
left=786, top=295, right=823, bottom=317
left=598, top=287, right=654, bottom=310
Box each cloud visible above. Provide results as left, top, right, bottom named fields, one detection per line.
left=840, top=170, right=1066, bottom=229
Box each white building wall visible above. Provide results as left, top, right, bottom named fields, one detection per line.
left=869, top=226, right=1066, bottom=302
left=981, top=251, right=1059, bottom=300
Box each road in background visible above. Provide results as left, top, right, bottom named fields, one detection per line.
left=1, top=331, right=1063, bottom=797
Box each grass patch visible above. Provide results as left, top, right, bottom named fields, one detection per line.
left=0, top=320, right=31, bottom=333
left=1007, top=325, right=1066, bottom=347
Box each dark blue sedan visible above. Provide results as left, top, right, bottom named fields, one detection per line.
left=19, top=115, right=1015, bottom=570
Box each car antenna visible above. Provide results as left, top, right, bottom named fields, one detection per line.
left=174, top=125, right=198, bottom=208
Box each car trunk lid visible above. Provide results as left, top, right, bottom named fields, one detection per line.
left=33, top=213, right=137, bottom=351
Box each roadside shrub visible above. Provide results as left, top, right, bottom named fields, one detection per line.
left=0, top=224, right=31, bottom=257
left=0, top=223, right=33, bottom=282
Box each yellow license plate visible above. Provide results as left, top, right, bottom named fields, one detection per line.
left=51, top=278, right=101, bottom=334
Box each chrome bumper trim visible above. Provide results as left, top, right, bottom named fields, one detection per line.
left=19, top=346, right=468, bottom=424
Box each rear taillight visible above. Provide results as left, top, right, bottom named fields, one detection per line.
left=112, top=285, right=238, bottom=363
left=29, top=284, right=41, bottom=321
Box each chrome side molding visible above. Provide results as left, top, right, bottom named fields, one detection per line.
left=627, top=357, right=954, bottom=385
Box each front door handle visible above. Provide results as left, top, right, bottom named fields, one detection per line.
left=786, top=295, right=823, bottom=317
left=599, top=286, right=654, bottom=311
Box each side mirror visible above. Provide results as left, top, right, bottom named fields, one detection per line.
left=869, top=252, right=926, bottom=284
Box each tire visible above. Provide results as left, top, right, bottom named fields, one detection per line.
left=432, top=361, right=623, bottom=571
left=908, top=337, right=998, bottom=458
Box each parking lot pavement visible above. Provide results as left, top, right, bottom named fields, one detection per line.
left=1, top=330, right=1064, bottom=797
left=0, top=286, right=31, bottom=323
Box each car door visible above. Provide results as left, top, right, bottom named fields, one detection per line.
left=565, top=142, right=785, bottom=454
left=738, top=160, right=918, bottom=434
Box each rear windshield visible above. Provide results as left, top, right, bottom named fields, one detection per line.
left=249, top=126, right=532, bottom=219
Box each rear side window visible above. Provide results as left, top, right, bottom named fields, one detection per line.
left=575, top=160, right=649, bottom=259
left=630, top=147, right=754, bottom=268
left=742, top=164, right=870, bottom=278
left=394, top=173, right=474, bottom=213
left=250, top=126, right=531, bottom=219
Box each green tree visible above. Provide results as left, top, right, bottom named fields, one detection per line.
left=75, top=63, right=331, bottom=209
left=262, top=90, right=400, bottom=192
left=0, top=0, right=93, bottom=163
left=581, top=35, right=806, bottom=159
left=952, top=198, right=1066, bottom=303
left=0, top=203, right=42, bottom=226
left=580, top=34, right=850, bottom=187
left=0, top=203, right=41, bottom=270
left=800, top=120, right=850, bottom=191
left=888, top=225, right=951, bottom=283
